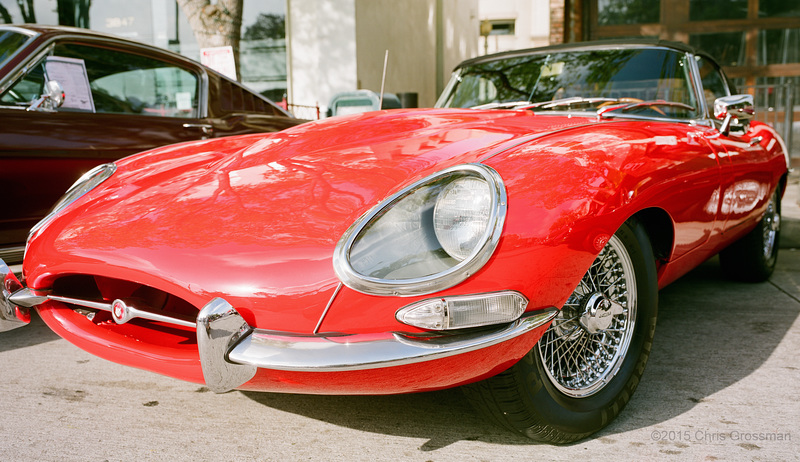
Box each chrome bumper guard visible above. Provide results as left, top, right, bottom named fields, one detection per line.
left=0, top=259, right=29, bottom=332
left=2, top=268, right=558, bottom=393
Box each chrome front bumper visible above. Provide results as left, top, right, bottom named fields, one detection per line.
left=199, top=298, right=557, bottom=393
left=3, top=258, right=558, bottom=393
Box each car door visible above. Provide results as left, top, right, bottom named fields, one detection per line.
left=0, top=38, right=212, bottom=257
left=694, top=56, right=775, bottom=235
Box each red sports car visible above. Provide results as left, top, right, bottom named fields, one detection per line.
left=1, top=40, right=788, bottom=443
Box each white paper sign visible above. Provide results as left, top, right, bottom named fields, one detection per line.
left=200, top=46, right=237, bottom=80
left=175, top=91, right=192, bottom=111
left=44, top=56, right=95, bottom=112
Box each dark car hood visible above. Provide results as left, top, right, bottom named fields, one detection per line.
left=27, top=109, right=592, bottom=331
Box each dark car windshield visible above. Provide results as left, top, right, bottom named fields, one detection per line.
left=0, top=30, right=32, bottom=69
left=437, top=47, right=699, bottom=119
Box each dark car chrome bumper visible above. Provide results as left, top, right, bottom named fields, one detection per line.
left=3, top=260, right=558, bottom=393
left=0, top=259, right=30, bottom=332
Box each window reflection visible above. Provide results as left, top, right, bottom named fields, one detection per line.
left=758, top=0, right=800, bottom=18
left=690, top=0, right=748, bottom=21
left=689, top=32, right=745, bottom=67
left=759, top=28, right=800, bottom=65
left=440, top=48, right=698, bottom=119
left=597, top=0, right=660, bottom=25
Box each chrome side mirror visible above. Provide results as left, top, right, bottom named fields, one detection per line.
left=714, top=94, right=754, bottom=135
left=27, top=80, right=65, bottom=112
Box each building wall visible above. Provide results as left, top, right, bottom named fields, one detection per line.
left=354, top=0, right=478, bottom=108
left=478, top=0, right=550, bottom=55
left=286, top=0, right=358, bottom=111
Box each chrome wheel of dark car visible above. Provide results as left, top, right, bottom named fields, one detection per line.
left=720, top=188, right=781, bottom=282
left=464, top=219, right=658, bottom=443
left=538, top=234, right=637, bottom=398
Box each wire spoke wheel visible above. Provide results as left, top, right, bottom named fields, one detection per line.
left=762, top=192, right=780, bottom=259
left=463, top=219, right=658, bottom=443
left=538, top=234, right=636, bottom=397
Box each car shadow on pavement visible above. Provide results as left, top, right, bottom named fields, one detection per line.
left=599, top=254, right=800, bottom=438
left=0, top=309, right=61, bottom=353
left=241, top=255, right=800, bottom=449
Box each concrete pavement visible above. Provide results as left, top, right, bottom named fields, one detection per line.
left=1, top=182, right=799, bottom=461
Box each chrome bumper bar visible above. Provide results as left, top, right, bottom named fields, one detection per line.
left=1, top=259, right=29, bottom=332
left=2, top=265, right=558, bottom=394
left=200, top=298, right=557, bottom=392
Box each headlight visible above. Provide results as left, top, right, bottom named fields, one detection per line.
left=27, top=163, right=117, bottom=245
left=333, top=164, right=506, bottom=296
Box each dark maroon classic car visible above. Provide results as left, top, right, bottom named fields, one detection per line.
left=0, top=24, right=303, bottom=263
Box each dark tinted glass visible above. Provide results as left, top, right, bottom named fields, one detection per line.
left=597, top=0, right=660, bottom=25
left=0, top=30, right=30, bottom=68
left=759, top=0, right=800, bottom=18
left=690, top=0, right=748, bottom=21
left=689, top=32, right=745, bottom=66
left=759, top=28, right=800, bottom=64
left=52, top=43, right=199, bottom=117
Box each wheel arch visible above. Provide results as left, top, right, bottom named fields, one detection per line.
left=630, top=207, right=675, bottom=266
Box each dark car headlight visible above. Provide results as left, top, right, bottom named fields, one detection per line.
left=333, top=164, right=506, bottom=296
left=27, top=163, right=117, bottom=247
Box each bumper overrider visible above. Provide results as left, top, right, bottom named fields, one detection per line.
left=2, top=259, right=557, bottom=392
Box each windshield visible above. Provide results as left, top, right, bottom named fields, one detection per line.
left=0, top=30, right=32, bottom=69
left=437, top=47, right=699, bottom=119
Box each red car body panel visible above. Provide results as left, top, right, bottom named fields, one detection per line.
left=19, top=105, right=787, bottom=393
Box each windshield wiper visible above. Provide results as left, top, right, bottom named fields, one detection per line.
left=470, top=101, right=532, bottom=110
left=598, top=100, right=696, bottom=118
left=529, top=97, right=622, bottom=110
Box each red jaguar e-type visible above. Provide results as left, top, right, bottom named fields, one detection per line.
left=1, top=40, right=788, bottom=443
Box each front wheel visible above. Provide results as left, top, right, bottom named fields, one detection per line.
left=464, top=219, right=658, bottom=443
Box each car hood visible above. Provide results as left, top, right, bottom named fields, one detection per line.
left=26, top=108, right=593, bottom=331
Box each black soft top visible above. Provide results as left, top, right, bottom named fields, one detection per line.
left=455, top=39, right=705, bottom=70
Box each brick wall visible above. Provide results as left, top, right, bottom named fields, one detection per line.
left=549, top=0, right=564, bottom=44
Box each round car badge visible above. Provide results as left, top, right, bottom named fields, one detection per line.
left=111, top=299, right=130, bottom=324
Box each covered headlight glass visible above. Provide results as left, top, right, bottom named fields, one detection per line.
left=434, top=177, right=492, bottom=260
left=333, top=164, right=506, bottom=296
left=28, top=163, right=117, bottom=243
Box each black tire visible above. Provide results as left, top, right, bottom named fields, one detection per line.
left=464, top=219, right=658, bottom=443
left=719, top=188, right=781, bottom=282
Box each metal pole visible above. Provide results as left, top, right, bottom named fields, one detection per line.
left=379, top=50, right=388, bottom=109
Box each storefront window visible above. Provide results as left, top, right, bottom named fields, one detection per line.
left=759, top=0, right=800, bottom=18
left=597, top=0, right=659, bottom=26
left=759, top=28, right=800, bottom=65
left=690, top=0, right=747, bottom=21
left=689, top=32, right=745, bottom=67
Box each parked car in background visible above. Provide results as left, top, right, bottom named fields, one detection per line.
left=0, top=25, right=303, bottom=263
left=0, top=40, right=788, bottom=443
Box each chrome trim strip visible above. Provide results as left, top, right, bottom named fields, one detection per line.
left=46, top=295, right=195, bottom=328
left=313, top=283, right=342, bottom=335
left=48, top=295, right=111, bottom=311
left=227, top=307, right=558, bottom=372
left=0, top=259, right=29, bottom=332
left=196, top=298, right=256, bottom=393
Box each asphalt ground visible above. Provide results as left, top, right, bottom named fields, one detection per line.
left=1, top=180, right=799, bottom=461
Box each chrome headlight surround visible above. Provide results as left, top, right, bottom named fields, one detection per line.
left=333, top=164, right=507, bottom=296
left=27, top=163, right=117, bottom=246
